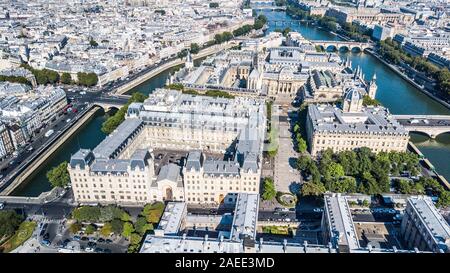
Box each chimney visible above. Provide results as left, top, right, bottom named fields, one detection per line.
left=283, top=239, right=287, bottom=253
left=303, top=241, right=308, bottom=253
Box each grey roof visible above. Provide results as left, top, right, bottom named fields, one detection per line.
left=156, top=163, right=182, bottom=187
left=203, top=160, right=240, bottom=177
left=156, top=202, right=187, bottom=236
left=70, top=149, right=95, bottom=169
left=90, top=159, right=130, bottom=174
left=185, top=151, right=202, bottom=172
left=308, top=104, right=409, bottom=136
left=230, top=193, right=259, bottom=242
left=407, top=196, right=450, bottom=252
left=324, top=194, right=360, bottom=252
left=93, top=118, right=143, bottom=159
left=130, top=149, right=151, bottom=170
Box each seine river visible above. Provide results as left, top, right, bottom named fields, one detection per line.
left=14, top=10, right=450, bottom=196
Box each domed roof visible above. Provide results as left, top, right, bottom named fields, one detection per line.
left=344, top=88, right=363, bottom=102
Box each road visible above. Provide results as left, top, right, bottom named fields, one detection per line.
left=0, top=96, right=90, bottom=192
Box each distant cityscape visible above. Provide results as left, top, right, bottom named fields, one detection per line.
left=0, top=0, right=450, bottom=256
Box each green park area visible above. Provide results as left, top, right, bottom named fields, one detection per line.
left=0, top=220, right=36, bottom=253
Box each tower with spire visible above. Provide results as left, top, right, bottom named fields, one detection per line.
left=185, top=51, right=194, bottom=70
left=367, top=73, right=377, bottom=99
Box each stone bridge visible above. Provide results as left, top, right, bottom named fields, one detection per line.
left=311, top=40, right=372, bottom=52
left=393, top=115, right=450, bottom=138
left=91, top=95, right=130, bottom=111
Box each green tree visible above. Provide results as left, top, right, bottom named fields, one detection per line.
left=69, top=222, right=82, bottom=234
left=89, top=39, right=98, bottom=47
left=301, top=182, right=326, bottom=197
left=135, top=216, right=153, bottom=235
left=46, top=161, right=70, bottom=188
left=101, top=92, right=148, bottom=134
left=329, top=177, right=357, bottom=193
left=43, top=69, right=59, bottom=83
left=262, top=177, right=276, bottom=200
left=296, top=155, right=311, bottom=171
left=190, top=43, right=200, bottom=54
left=337, top=150, right=359, bottom=176
left=0, top=210, right=23, bottom=238
left=110, top=219, right=123, bottom=234
left=130, top=233, right=142, bottom=245
left=122, top=222, right=135, bottom=238
left=100, top=223, right=113, bottom=237
left=282, top=27, right=292, bottom=37
left=297, top=137, right=307, bottom=153
left=99, top=205, right=127, bottom=222
left=77, top=72, right=98, bottom=86
left=121, top=212, right=132, bottom=222
left=323, top=162, right=345, bottom=180
left=61, top=72, right=72, bottom=84
left=141, top=202, right=165, bottom=223
left=437, top=191, right=450, bottom=208
left=72, top=206, right=101, bottom=222
left=85, top=224, right=96, bottom=235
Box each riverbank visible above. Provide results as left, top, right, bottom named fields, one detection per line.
left=364, top=48, right=450, bottom=111
left=114, top=41, right=238, bottom=95
left=408, top=142, right=450, bottom=191
left=1, top=106, right=101, bottom=196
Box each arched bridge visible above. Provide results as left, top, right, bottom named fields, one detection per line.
left=393, top=115, right=450, bottom=139
left=311, top=40, right=372, bottom=52
left=89, top=95, right=130, bottom=112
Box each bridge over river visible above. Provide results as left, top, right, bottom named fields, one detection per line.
left=311, top=40, right=372, bottom=51
left=393, top=115, right=450, bottom=139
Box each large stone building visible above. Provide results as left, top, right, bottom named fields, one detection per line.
left=171, top=34, right=345, bottom=103
left=301, top=61, right=377, bottom=103
left=400, top=196, right=450, bottom=253
left=306, top=88, right=409, bottom=156
left=69, top=89, right=266, bottom=206
left=325, top=6, right=414, bottom=26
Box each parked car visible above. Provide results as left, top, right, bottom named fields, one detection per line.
left=87, top=242, right=97, bottom=248
left=94, top=247, right=104, bottom=253
left=62, top=239, right=71, bottom=247
left=81, top=236, right=89, bottom=241
left=43, top=233, right=50, bottom=240
left=85, top=247, right=95, bottom=252
left=97, top=238, right=105, bottom=243
left=105, top=239, right=113, bottom=244
left=41, top=239, right=51, bottom=246
left=73, top=235, right=81, bottom=241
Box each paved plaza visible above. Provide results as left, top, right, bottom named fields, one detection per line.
left=273, top=106, right=301, bottom=194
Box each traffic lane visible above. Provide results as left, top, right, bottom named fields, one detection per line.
left=0, top=106, right=86, bottom=189
left=0, top=109, right=79, bottom=179
left=258, top=211, right=297, bottom=221
left=64, top=235, right=128, bottom=253
left=352, top=212, right=395, bottom=223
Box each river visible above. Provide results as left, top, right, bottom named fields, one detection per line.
left=262, top=10, right=450, bottom=181
left=14, top=10, right=450, bottom=196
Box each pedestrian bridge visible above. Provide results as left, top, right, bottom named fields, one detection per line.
left=393, top=115, right=450, bottom=138
left=311, top=40, right=372, bottom=52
